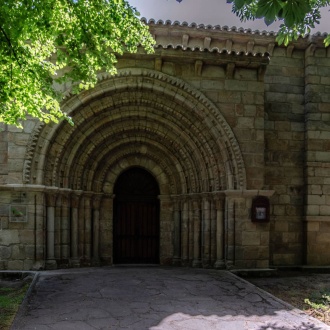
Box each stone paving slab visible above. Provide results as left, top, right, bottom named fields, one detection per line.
left=12, top=267, right=330, bottom=330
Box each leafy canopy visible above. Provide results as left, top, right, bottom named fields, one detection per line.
left=227, top=0, right=330, bottom=46
left=0, top=0, right=155, bottom=127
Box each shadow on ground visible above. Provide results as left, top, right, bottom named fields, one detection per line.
left=11, top=267, right=330, bottom=330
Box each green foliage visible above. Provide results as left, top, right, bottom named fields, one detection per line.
left=0, top=283, right=30, bottom=329
left=228, top=0, right=330, bottom=46
left=0, top=0, right=155, bottom=127
left=304, top=291, right=330, bottom=311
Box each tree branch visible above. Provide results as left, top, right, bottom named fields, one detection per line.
left=0, top=25, right=22, bottom=68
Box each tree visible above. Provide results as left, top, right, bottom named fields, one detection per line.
left=227, top=0, right=330, bottom=46
left=0, top=0, right=155, bottom=127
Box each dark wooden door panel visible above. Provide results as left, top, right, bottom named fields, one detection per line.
left=113, top=168, right=160, bottom=264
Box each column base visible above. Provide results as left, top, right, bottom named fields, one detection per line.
left=202, top=261, right=212, bottom=268
left=192, top=259, right=202, bottom=268
left=69, top=258, right=81, bottom=268
left=226, top=260, right=234, bottom=270
left=45, top=259, right=57, bottom=270
left=32, top=260, right=45, bottom=270
left=172, top=257, right=182, bottom=266
left=214, top=259, right=226, bottom=269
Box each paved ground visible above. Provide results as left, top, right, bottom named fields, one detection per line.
left=12, top=267, right=330, bottom=330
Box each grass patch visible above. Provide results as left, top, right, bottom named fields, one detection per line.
left=247, top=272, right=330, bottom=326
left=0, top=283, right=30, bottom=330
left=304, top=291, right=330, bottom=324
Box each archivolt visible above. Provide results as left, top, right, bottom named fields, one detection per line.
left=25, top=68, right=247, bottom=193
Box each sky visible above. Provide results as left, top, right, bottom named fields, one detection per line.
left=128, top=0, right=330, bottom=33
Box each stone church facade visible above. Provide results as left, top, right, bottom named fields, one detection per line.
left=0, top=20, right=329, bottom=270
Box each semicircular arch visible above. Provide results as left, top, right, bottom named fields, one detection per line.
left=25, top=68, right=246, bottom=193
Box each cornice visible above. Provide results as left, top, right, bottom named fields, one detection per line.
left=144, top=18, right=328, bottom=56
left=143, top=18, right=278, bottom=37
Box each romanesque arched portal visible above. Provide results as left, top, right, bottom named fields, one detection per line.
left=25, top=68, right=247, bottom=268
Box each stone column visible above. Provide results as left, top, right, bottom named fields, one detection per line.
left=78, top=193, right=85, bottom=259
left=159, top=195, right=173, bottom=265
left=70, top=192, right=81, bottom=267
left=84, top=193, right=93, bottom=264
left=46, top=191, right=57, bottom=269
left=92, top=195, right=102, bottom=265
left=99, top=195, right=114, bottom=264
left=54, top=194, right=62, bottom=260
left=225, top=197, right=235, bottom=268
left=214, top=197, right=225, bottom=269
left=202, top=195, right=211, bottom=267
left=33, top=191, right=46, bottom=269
left=172, top=198, right=181, bottom=266
left=188, top=198, right=194, bottom=264
left=210, top=198, right=217, bottom=265
left=61, top=191, right=70, bottom=265
left=192, top=198, right=202, bottom=267
left=181, top=197, right=189, bottom=266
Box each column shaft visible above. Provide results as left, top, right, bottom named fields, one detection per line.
left=84, top=195, right=92, bottom=262
left=192, top=199, right=201, bottom=267
left=181, top=200, right=189, bottom=266
left=202, top=197, right=211, bottom=267
left=61, top=194, right=70, bottom=261
left=215, top=198, right=225, bottom=269
left=173, top=200, right=181, bottom=265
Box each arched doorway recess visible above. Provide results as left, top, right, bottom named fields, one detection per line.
left=26, top=68, right=251, bottom=269
left=113, top=167, right=160, bottom=264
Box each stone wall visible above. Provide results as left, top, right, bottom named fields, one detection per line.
left=263, top=42, right=330, bottom=267
left=304, top=46, right=330, bottom=265
left=0, top=22, right=329, bottom=270
left=264, top=47, right=306, bottom=266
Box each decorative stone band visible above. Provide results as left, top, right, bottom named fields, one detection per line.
left=224, top=189, right=275, bottom=198
left=305, top=216, right=330, bottom=222
left=170, top=189, right=274, bottom=199
left=0, top=185, right=274, bottom=199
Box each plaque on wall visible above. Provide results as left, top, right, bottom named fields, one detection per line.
left=251, top=196, right=270, bottom=222
left=9, top=205, right=27, bottom=223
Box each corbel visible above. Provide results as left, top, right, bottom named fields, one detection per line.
left=155, top=58, right=163, bottom=71
left=247, top=40, right=255, bottom=53
left=195, top=60, right=203, bottom=76
left=182, top=34, right=189, bottom=47
left=204, top=37, right=211, bottom=49
left=327, top=47, right=330, bottom=58
left=267, top=42, right=275, bottom=56
left=226, top=63, right=235, bottom=79
left=286, top=45, right=294, bottom=58
left=305, top=43, right=316, bottom=58
left=258, top=65, right=267, bottom=82
left=226, top=39, right=233, bottom=53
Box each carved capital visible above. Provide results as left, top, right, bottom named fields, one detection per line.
left=46, top=193, right=57, bottom=207
left=92, top=194, right=103, bottom=209
left=71, top=192, right=83, bottom=208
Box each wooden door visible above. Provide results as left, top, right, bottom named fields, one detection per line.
left=113, top=168, right=160, bottom=264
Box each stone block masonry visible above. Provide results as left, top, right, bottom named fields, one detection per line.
left=0, top=21, right=329, bottom=270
